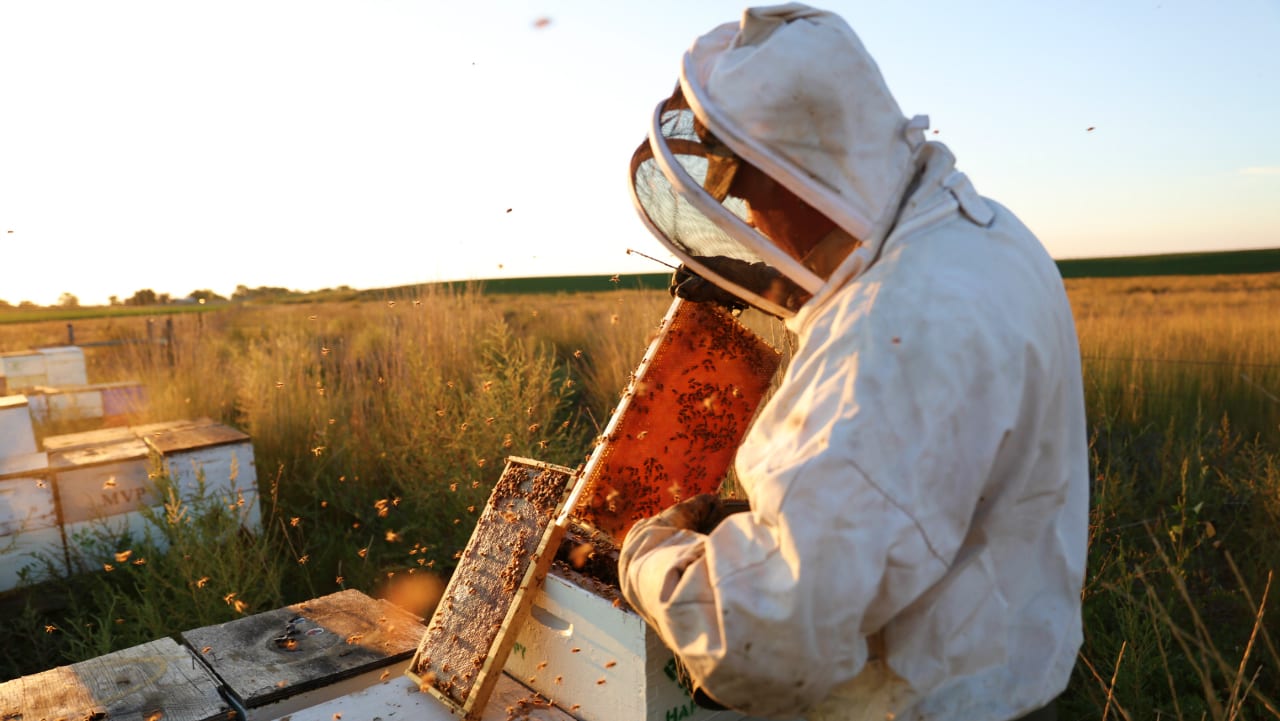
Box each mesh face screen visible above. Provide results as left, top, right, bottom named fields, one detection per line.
left=629, top=91, right=814, bottom=317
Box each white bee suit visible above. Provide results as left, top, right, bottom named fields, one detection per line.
left=619, top=5, right=1089, bottom=721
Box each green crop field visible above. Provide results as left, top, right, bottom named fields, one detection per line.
left=1056, top=247, right=1280, bottom=278
left=1, top=265, right=1278, bottom=719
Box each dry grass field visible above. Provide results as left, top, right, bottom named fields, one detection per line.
left=1, top=275, right=1277, bottom=719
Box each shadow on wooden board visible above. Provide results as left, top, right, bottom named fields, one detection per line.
left=0, top=637, right=233, bottom=721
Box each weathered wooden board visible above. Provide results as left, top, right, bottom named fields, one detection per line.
left=0, top=636, right=232, bottom=721
left=408, top=458, right=577, bottom=720
left=41, top=426, right=139, bottom=454
left=130, top=417, right=219, bottom=439
left=0, top=394, right=37, bottom=457
left=144, top=423, right=250, bottom=454
left=182, top=589, right=424, bottom=719
left=572, top=300, right=780, bottom=541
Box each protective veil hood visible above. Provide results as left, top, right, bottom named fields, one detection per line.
left=630, top=3, right=930, bottom=317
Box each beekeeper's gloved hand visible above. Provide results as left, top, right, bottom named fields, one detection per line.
left=653, top=493, right=720, bottom=533
left=669, top=264, right=748, bottom=313
left=623, top=493, right=749, bottom=712
left=646, top=494, right=751, bottom=535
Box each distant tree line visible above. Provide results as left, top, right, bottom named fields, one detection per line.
left=0, top=285, right=357, bottom=310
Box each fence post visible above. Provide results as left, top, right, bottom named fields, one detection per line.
left=165, top=317, right=175, bottom=367
left=147, top=318, right=154, bottom=344
left=66, top=323, right=75, bottom=345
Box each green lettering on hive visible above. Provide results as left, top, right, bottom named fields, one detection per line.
left=663, top=699, right=697, bottom=721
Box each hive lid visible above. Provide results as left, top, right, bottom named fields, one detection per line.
left=182, top=589, right=424, bottom=710
left=0, top=637, right=232, bottom=721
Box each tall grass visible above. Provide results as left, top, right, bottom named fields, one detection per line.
left=1065, top=274, right=1280, bottom=719
left=1, top=275, right=1277, bottom=719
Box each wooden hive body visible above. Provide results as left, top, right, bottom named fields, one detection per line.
left=0, top=419, right=260, bottom=589
left=510, top=571, right=750, bottom=721
left=38, top=346, right=89, bottom=386
left=0, top=394, right=37, bottom=457
left=0, top=451, right=63, bottom=589
left=0, top=352, right=47, bottom=394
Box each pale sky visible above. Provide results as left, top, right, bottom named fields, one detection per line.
left=1, top=1, right=1277, bottom=306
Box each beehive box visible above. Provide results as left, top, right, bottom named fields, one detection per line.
left=0, top=394, right=37, bottom=457
left=507, top=566, right=744, bottom=721
left=0, top=451, right=65, bottom=591
left=102, top=380, right=148, bottom=422
left=183, top=589, right=425, bottom=721
left=24, top=381, right=147, bottom=424
left=44, top=419, right=260, bottom=572
left=39, top=346, right=89, bottom=386
left=26, top=385, right=106, bottom=422
left=52, top=436, right=158, bottom=561
left=0, top=351, right=47, bottom=394
left=0, top=636, right=232, bottom=721
left=140, top=419, right=261, bottom=531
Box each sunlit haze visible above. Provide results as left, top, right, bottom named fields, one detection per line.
left=2, top=1, right=1277, bottom=306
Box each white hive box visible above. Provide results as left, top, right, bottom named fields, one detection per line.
left=37, top=346, right=88, bottom=386
left=24, top=381, right=147, bottom=423
left=51, top=436, right=157, bottom=563
left=100, top=380, right=148, bottom=422
left=507, top=569, right=745, bottom=721
left=0, top=351, right=46, bottom=394
left=0, top=451, right=66, bottom=591
left=45, top=419, right=260, bottom=570
left=0, top=394, right=38, bottom=457
left=26, top=385, right=106, bottom=422
left=140, top=418, right=261, bottom=532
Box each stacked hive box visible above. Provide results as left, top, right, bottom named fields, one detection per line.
left=0, top=394, right=37, bottom=456
left=0, top=451, right=61, bottom=591
left=0, top=347, right=146, bottom=424
left=55, top=418, right=260, bottom=573
left=0, top=346, right=87, bottom=394
left=0, top=418, right=259, bottom=590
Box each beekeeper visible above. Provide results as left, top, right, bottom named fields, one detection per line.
left=619, top=5, right=1089, bottom=721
